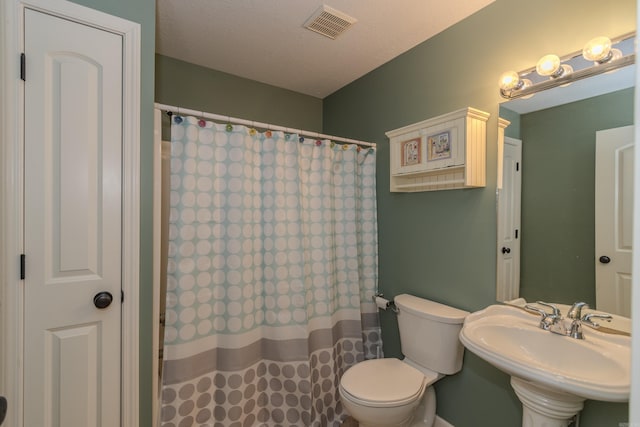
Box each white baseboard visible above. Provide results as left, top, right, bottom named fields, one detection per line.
left=434, top=415, right=454, bottom=427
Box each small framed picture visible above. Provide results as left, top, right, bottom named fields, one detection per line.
left=427, top=131, right=451, bottom=161
left=400, top=137, right=421, bottom=167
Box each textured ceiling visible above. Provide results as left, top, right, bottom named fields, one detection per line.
left=156, top=0, right=495, bottom=98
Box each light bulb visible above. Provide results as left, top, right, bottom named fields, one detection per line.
left=536, top=54, right=561, bottom=76
left=536, top=54, right=572, bottom=78
left=498, top=71, right=521, bottom=91
left=498, top=71, right=532, bottom=98
left=583, top=36, right=611, bottom=61
left=583, top=36, right=621, bottom=63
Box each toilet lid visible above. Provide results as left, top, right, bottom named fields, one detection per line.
left=340, top=358, right=426, bottom=406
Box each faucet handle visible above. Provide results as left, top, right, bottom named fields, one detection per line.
left=535, top=301, right=561, bottom=317
left=524, top=304, right=548, bottom=318
left=581, top=313, right=613, bottom=328
left=524, top=304, right=554, bottom=330
left=567, top=302, right=589, bottom=319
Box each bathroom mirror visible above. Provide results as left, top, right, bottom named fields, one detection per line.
left=496, top=39, right=635, bottom=319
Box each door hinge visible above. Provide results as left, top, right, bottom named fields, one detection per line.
left=20, top=53, right=25, bottom=81
left=121, top=290, right=124, bottom=303
left=20, top=254, right=25, bottom=280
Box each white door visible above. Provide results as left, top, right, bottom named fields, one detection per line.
left=497, top=137, right=522, bottom=301
left=595, top=126, right=634, bottom=317
left=23, top=8, right=123, bottom=426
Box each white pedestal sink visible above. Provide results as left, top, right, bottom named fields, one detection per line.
left=459, top=304, right=630, bottom=427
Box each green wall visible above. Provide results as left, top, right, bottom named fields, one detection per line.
left=68, top=0, right=156, bottom=425
left=156, top=54, right=323, bottom=132
left=322, top=0, right=634, bottom=426
left=519, top=88, right=634, bottom=305
left=31, top=0, right=638, bottom=425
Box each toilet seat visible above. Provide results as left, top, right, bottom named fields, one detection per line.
left=340, top=358, right=427, bottom=408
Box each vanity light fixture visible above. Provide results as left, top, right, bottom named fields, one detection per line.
left=499, top=32, right=635, bottom=99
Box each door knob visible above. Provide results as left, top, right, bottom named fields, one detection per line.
left=501, top=247, right=511, bottom=254
left=93, top=291, right=113, bottom=309
left=599, top=255, right=611, bottom=264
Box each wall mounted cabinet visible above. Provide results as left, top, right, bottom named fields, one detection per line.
left=386, top=107, right=490, bottom=192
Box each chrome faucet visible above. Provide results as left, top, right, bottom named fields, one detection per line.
left=525, top=301, right=614, bottom=340
left=565, top=302, right=613, bottom=339
left=566, top=302, right=589, bottom=339
left=567, top=302, right=589, bottom=320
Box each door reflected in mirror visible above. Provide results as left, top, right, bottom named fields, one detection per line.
left=497, top=68, right=634, bottom=319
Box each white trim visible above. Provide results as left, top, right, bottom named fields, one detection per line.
left=0, top=2, right=25, bottom=426
left=496, top=117, right=511, bottom=190
left=630, top=13, right=640, bottom=424
left=118, top=8, right=141, bottom=427
left=433, top=415, right=455, bottom=427
left=0, top=1, right=140, bottom=426
left=152, top=108, right=162, bottom=427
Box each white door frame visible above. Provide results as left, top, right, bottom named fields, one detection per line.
left=152, top=108, right=162, bottom=427
left=0, top=0, right=140, bottom=426
left=631, top=13, right=640, bottom=422
left=496, top=136, right=522, bottom=302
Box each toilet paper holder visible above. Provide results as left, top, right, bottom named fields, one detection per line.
left=373, top=293, right=399, bottom=313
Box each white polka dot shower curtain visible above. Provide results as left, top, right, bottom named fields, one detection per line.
left=161, top=114, right=381, bottom=427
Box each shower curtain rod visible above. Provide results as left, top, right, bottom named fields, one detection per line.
left=155, top=103, right=376, bottom=148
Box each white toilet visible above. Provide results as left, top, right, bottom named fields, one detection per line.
left=339, top=294, right=469, bottom=427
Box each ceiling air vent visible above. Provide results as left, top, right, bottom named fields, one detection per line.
left=303, top=5, right=357, bottom=40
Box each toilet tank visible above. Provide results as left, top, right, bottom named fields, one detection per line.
left=395, top=294, right=469, bottom=375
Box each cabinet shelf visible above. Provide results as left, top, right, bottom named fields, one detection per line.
left=386, top=107, right=490, bottom=192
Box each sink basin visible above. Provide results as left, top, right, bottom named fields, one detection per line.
left=459, top=304, right=630, bottom=402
